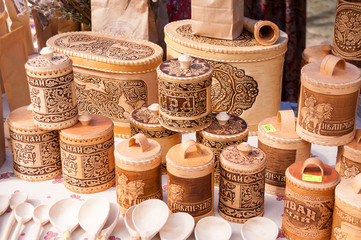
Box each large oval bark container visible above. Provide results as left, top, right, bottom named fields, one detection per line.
left=164, top=20, right=288, bottom=134
left=47, top=32, right=163, bottom=138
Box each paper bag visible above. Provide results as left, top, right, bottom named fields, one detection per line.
left=192, top=0, right=244, bottom=40
left=0, top=26, right=30, bottom=111
left=91, top=0, right=158, bottom=42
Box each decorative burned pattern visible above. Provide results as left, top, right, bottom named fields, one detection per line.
left=63, top=169, right=115, bottom=188
left=28, top=72, right=74, bottom=88
left=338, top=156, right=361, bottom=179
left=60, top=138, right=114, bottom=154
left=61, top=152, right=78, bottom=176
left=26, top=54, right=69, bottom=67
left=203, top=113, right=248, bottom=135
left=221, top=145, right=265, bottom=165
left=53, top=34, right=155, bottom=60
left=159, top=58, right=211, bottom=78
left=130, top=124, right=176, bottom=138
left=158, top=77, right=212, bottom=91
left=176, top=24, right=258, bottom=47
left=117, top=173, right=145, bottom=209
left=131, top=107, right=159, bottom=124
left=332, top=205, right=361, bottom=240
left=209, top=61, right=259, bottom=116
left=13, top=161, right=61, bottom=176
left=159, top=114, right=211, bottom=130
left=32, top=107, right=78, bottom=124
left=75, top=72, right=147, bottom=122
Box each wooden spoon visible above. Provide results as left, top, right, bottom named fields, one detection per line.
left=49, top=198, right=82, bottom=240
left=0, top=191, right=28, bottom=240
left=0, top=195, right=9, bottom=215
left=98, top=202, right=120, bottom=240
left=159, top=212, right=195, bottom=240
left=31, top=204, right=50, bottom=240
left=10, top=202, right=34, bottom=240
left=78, top=196, right=110, bottom=240
left=124, top=205, right=140, bottom=240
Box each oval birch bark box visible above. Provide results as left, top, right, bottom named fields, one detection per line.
left=115, top=133, right=162, bottom=214
left=166, top=139, right=214, bottom=222
left=331, top=173, right=361, bottom=240
left=282, top=158, right=340, bottom=240
left=336, top=129, right=361, bottom=179
left=218, top=142, right=266, bottom=223
left=59, top=113, right=115, bottom=193
left=7, top=106, right=61, bottom=181
left=196, top=112, right=248, bottom=186
left=129, top=104, right=181, bottom=174
left=164, top=20, right=288, bottom=134
left=258, top=110, right=311, bottom=196
left=47, top=32, right=163, bottom=138
left=297, top=55, right=361, bottom=146
left=25, top=47, right=78, bottom=130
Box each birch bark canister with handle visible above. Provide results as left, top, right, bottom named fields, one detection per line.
left=59, top=113, right=115, bottom=193
left=166, top=139, right=214, bottom=222
left=297, top=55, right=361, bottom=146
left=258, top=110, right=311, bottom=196
left=25, top=47, right=78, bottom=130
left=115, top=133, right=162, bottom=214
left=157, top=55, right=213, bottom=132
left=196, top=112, right=248, bottom=186
left=282, top=158, right=341, bottom=240
left=218, top=142, right=266, bottom=223
left=331, top=173, right=361, bottom=240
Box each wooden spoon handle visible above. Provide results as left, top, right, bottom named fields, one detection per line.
left=30, top=223, right=43, bottom=240
left=0, top=211, right=15, bottom=240
left=9, top=222, right=22, bottom=240
left=63, top=231, right=71, bottom=240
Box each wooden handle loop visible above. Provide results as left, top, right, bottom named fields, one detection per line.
left=320, top=55, right=345, bottom=76
left=302, top=158, right=325, bottom=176
left=128, top=133, right=149, bottom=152
left=352, top=173, right=361, bottom=194
left=355, top=129, right=361, bottom=144
left=181, top=139, right=202, bottom=159
left=277, top=110, right=295, bottom=133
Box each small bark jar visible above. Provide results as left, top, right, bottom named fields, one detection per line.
left=157, top=55, right=213, bottom=132
left=59, top=114, right=115, bottom=194
left=218, top=142, right=266, bottom=223
left=166, top=139, right=214, bottom=222
left=7, top=105, right=61, bottom=181
left=282, top=158, right=341, bottom=240
left=25, top=47, right=78, bottom=130
left=196, top=112, right=248, bottom=186
left=115, top=133, right=162, bottom=214
left=297, top=55, right=361, bottom=146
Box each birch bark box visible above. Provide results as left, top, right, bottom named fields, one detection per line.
left=129, top=104, right=181, bottom=174
left=164, top=20, right=288, bottom=134
left=166, top=139, right=214, bottom=222
left=282, top=158, right=341, bottom=240
left=258, top=110, right=311, bottom=196
left=7, top=106, right=61, bottom=181
left=301, top=44, right=332, bottom=67
left=115, top=133, right=162, bottom=214
left=196, top=112, right=248, bottom=186
left=59, top=114, right=115, bottom=194
left=297, top=55, right=361, bottom=146
left=25, top=47, right=78, bottom=130
left=218, top=142, right=266, bottom=223
left=336, top=129, right=361, bottom=179
left=47, top=32, right=163, bottom=138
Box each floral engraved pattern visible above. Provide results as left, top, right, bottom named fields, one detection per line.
left=40, top=140, right=61, bottom=166
left=340, top=157, right=361, bottom=178
left=116, top=173, right=145, bottom=209
left=14, top=143, right=36, bottom=165
left=30, top=87, right=41, bottom=110
left=204, top=113, right=248, bottom=135
left=131, top=107, right=159, bottom=124
left=61, top=152, right=78, bottom=176
left=26, top=54, right=69, bottom=67
left=333, top=227, right=347, bottom=240
left=130, top=124, right=176, bottom=138
left=221, top=145, right=265, bottom=165
left=44, top=84, right=75, bottom=113
left=82, top=151, right=110, bottom=178
left=159, top=58, right=211, bottom=78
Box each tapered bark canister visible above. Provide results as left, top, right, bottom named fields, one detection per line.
left=196, top=112, right=248, bottom=186
left=7, top=106, right=61, bottom=181
left=282, top=158, right=340, bottom=240
left=218, top=142, right=266, bottom=223
left=164, top=20, right=288, bottom=134
left=297, top=55, right=361, bottom=146
left=25, top=47, right=78, bottom=130
left=115, top=133, right=162, bottom=214
left=258, top=110, right=311, bottom=196
left=166, top=139, right=214, bottom=222
left=47, top=32, right=163, bottom=138
left=59, top=114, right=115, bottom=193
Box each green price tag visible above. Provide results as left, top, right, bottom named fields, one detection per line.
left=262, top=124, right=276, bottom=132
left=302, top=174, right=322, bottom=182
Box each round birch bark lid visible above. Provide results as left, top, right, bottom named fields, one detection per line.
left=343, top=129, right=361, bottom=158
left=302, top=44, right=332, bottom=63
left=7, top=105, right=38, bottom=131
left=335, top=173, right=361, bottom=210
left=25, top=47, right=72, bottom=72
left=129, top=104, right=162, bottom=128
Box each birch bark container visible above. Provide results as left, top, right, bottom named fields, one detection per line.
left=297, top=55, right=361, bottom=146
left=196, top=112, right=248, bottom=186
left=115, top=133, right=162, bottom=214
left=25, top=47, right=78, bottom=130
left=129, top=104, right=182, bottom=174
left=157, top=55, right=213, bottom=132
left=331, top=173, right=361, bottom=240
left=282, top=158, right=340, bottom=240
left=258, top=110, right=311, bottom=196
left=301, top=44, right=332, bottom=67
left=218, top=142, right=266, bottom=223
left=336, top=129, right=361, bottom=179
left=164, top=20, right=288, bottom=134
left=47, top=32, right=163, bottom=138
left=7, top=106, right=61, bottom=181
left=59, top=113, right=115, bottom=193
left=166, top=139, right=214, bottom=222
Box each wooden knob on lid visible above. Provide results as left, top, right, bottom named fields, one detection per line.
left=216, top=112, right=230, bottom=126
left=237, top=142, right=252, bottom=156
left=178, top=55, right=192, bottom=69
left=302, top=158, right=325, bottom=176
left=78, top=113, right=92, bottom=126
left=148, top=103, right=159, bottom=117
left=320, top=55, right=346, bottom=76
left=352, top=173, right=361, bottom=194
left=40, top=47, right=54, bottom=61
left=128, top=133, right=150, bottom=152
left=321, top=44, right=332, bottom=56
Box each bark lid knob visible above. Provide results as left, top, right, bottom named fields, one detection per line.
left=148, top=103, right=159, bottom=117
left=78, top=113, right=92, bottom=126
left=178, top=55, right=192, bottom=69
left=321, top=44, right=332, bottom=56
left=237, top=142, right=252, bottom=156
left=216, top=112, right=230, bottom=126
left=40, top=47, right=54, bottom=62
